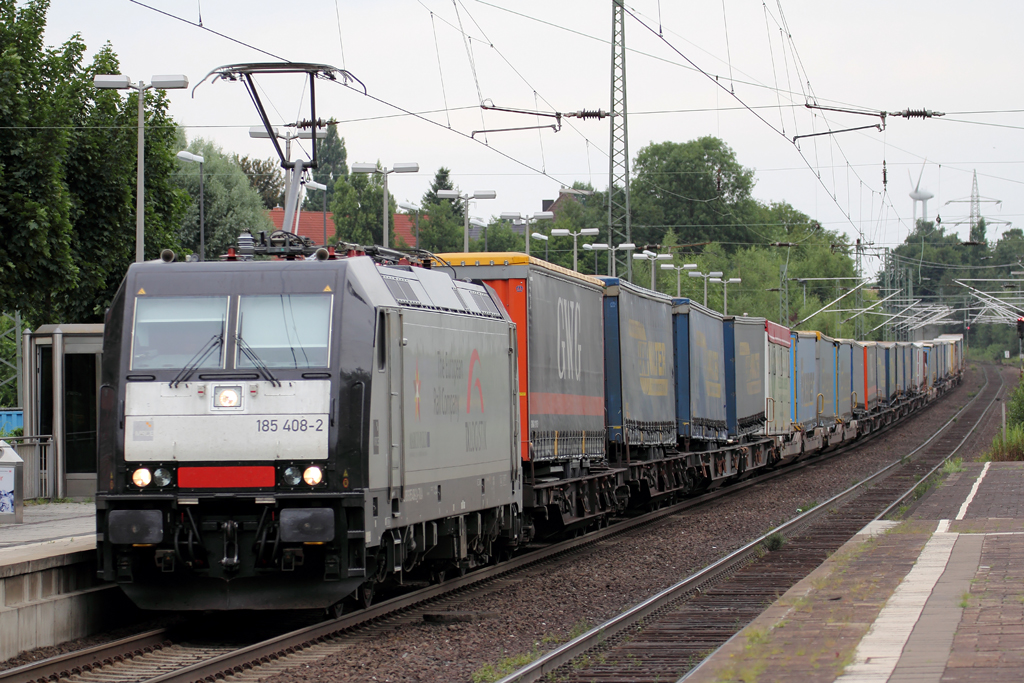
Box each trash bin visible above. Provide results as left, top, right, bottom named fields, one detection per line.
left=0, top=440, right=23, bottom=524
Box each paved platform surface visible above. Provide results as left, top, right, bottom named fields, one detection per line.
left=0, top=502, right=95, bottom=566
left=684, top=461, right=1024, bottom=683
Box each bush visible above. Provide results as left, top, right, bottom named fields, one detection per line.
left=986, top=423, right=1024, bottom=462
left=1008, top=381, right=1024, bottom=429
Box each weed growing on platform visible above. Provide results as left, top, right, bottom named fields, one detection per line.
left=942, top=457, right=966, bottom=473
left=984, top=423, right=1024, bottom=461
left=796, top=501, right=818, bottom=513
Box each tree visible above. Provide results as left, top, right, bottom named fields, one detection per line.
left=418, top=199, right=463, bottom=253
left=0, top=0, right=80, bottom=325
left=236, top=155, right=284, bottom=209
left=422, top=167, right=462, bottom=219
left=330, top=165, right=396, bottom=246
left=303, top=125, right=347, bottom=210
left=174, top=139, right=275, bottom=259
left=0, top=1, right=188, bottom=326
left=631, top=137, right=759, bottom=250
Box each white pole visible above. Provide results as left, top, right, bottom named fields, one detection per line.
left=382, top=169, right=389, bottom=249
left=135, top=82, right=146, bottom=262
left=1003, top=402, right=1007, bottom=443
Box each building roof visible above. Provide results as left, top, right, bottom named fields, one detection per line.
left=267, top=208, right=421, bottom=248
left=267, top=208, right=334, bottom=244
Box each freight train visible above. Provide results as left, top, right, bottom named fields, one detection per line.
left=94, top=240, right=963, bottom=612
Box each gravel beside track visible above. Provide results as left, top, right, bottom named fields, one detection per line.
left=260, top=367, right=984, bottom=683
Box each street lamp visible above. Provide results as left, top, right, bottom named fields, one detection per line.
left=95, top=73, right=189, bottom=262
left=586, top=242, right=635, bottom=277
left=551, top=227, right=600, bottom=272
left=176, top=151, right=206, bottom=261
left=248, top=125, right=325, bottom=235
left=532, top=232, right=550, bottom=260
left=688, top=270, right=725, bottom=307
left=352, top=162, right=419, bottom=248
left=399, top=202, right=422, bottom=249
left=660, top=263, right=698, bottom=297
left=717, top=277, right=742, bottom=315
left=632, top=250, right=673, bottom=291
left=440, top=189, right=497, bottom=251
left=499, top=211, right=552, bottom=257
left=305, top=180, right=328, bottom=245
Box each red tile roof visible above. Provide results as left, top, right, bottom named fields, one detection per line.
left=267, top=208, right=335, bottom=245
left=267, top=208, right=421, bottom=248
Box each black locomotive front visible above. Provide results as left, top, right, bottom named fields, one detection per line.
left=96, top=258, right=375, bottom=610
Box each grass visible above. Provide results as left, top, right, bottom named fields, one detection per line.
left=796, top=501, right=819, bottom=514
left=471, top=648, right=542, bottom=683
left=983, top=423, right=1024, bottom=461
left=764, top=532, right=786, bottom=552
left=942, top=457, right=966, bottom=474
left=959, top=592, right=972, bottom=609
left=25, top=497, right=77, bottom=505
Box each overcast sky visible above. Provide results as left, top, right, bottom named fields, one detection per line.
left=44, top=1, right=1024, bottom=271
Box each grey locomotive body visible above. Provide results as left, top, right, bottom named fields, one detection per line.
left=96, top=256, right=522, bottom=610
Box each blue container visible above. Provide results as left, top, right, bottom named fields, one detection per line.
left=600, top=278, right=676, bottom=447
left=672, top=299, right=727, bottom=442
left=0, top=410, right=23, bottom=433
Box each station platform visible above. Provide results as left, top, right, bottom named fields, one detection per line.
left=0, top=502, right=104, bottom=661
left=684, top=461, right=1024, bottom=683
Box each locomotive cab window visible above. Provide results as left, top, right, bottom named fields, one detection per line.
left=236, top=294, right=333, bottom=369
left=131, top=296, right=228, bottom=370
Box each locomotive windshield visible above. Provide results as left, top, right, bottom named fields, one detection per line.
left=236, top=294, right=332, bottom=369
left=131, top=296, right=228, bottom=370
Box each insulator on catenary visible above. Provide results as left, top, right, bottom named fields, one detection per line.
left=566, top=109, right=608, bottom=120
left=893, top=109, right=944, bottom=119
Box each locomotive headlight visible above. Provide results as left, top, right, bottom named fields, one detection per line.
left=302, top=466, right=323, bottom=486
left=152, top=467, right=173, bottom=488
left=131, top=468, right=152, bottom=487
left=214, top=385, right=242, bottom=408
left=282, top=466, right=302, bottom=486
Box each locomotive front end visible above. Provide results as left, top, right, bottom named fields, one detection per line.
left=96, top=259, right=372, bottom=610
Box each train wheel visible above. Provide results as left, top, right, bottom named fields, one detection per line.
left=358, top=581, right=375, bottom=609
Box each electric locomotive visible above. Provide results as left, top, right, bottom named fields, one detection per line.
left=96, top=249, right=524, bottom=610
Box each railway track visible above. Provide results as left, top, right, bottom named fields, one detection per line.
left=499, top=364, right=1003, bottom=683
left=0, top=373, right=975, bottom=683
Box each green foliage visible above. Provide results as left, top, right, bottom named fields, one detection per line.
left=422, top=166, right=461, bottom=218
left=303, top=125, right=347, bottom=210
left=174, top=139, right=274, bottom=259
left=941, top=457, right=965, bottom=474
left=631, top=136, right=759, bottom=249
left=236, top=155, right=284, bottom=209
left=985, top=423, right=1024, bottom=461
left=0, top=1, right=187, bottom=326
left=1006, top=380, right=1024, bottom=428
left=0, top=0, right=79, bottom=324
left=330, top=164, right=396, bottom=246
left=418, top=198, right=463, bottom=253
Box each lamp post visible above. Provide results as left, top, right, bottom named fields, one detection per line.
left=551, top=227, right=600, bottom=271
left=176, top=151, right=205, bottom=260
left=583, top=243, right=600, bottom=274
left=632, top=250, right=673, bottom=291
left=660, top=263, right=698, bottom=297
left=399, top=202, right=421, bottom=249
left=352, top=162, right=419, bottom=248
left=717, top=277, right=742, bottom=315
left=305, top=180, right=328, bottom=245
left=95, top=73, right=189, bottom=262
left=688, top=270, right=724, bottom=307
left=248, top=125, right=326, bottom=235
left=585, top=242, right=635, bottom=277
left=439, top=189, right=497, bottom=252
left=499, top=211, right=552, bottom=257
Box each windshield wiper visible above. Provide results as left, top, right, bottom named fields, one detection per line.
left=236, top=335, right=281, bottom=387
left=170, top=332, right=223, bottom=388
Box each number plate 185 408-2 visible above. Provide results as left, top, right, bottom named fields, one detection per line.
left=256, top=417, right=325, bottom=433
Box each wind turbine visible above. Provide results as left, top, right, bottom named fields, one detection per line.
left=909, top=161, right=933, bottom=226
